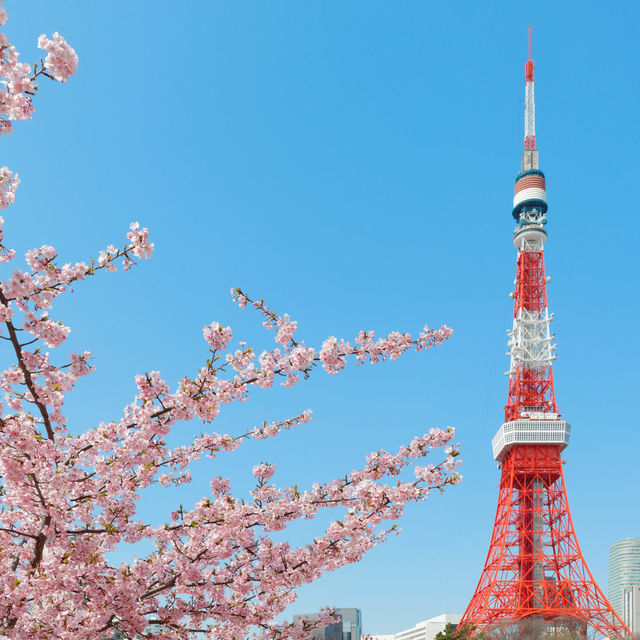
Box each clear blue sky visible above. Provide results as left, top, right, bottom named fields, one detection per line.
left=3, top=1, right=639, bottom=634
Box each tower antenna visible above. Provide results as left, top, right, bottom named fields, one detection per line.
left=523, top=26, right=536, bottom=160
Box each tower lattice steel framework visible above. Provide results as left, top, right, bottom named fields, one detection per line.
left=460, top=29, right=632, bottom=640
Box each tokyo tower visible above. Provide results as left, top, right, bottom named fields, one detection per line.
left=459, top=29, right=632, bottom=640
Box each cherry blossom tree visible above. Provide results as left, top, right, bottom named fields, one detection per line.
left=0, top=5, right=461, bottom=639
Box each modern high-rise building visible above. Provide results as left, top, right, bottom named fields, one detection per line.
left=609, top=538, right=640, bottom=621
left=292, top=613, right=343, bottom=640
left=623, top=585, right=640, bottom=636
left=336, top=607, right=362, bottom=640
left=293, top=608, right=362, bottom=640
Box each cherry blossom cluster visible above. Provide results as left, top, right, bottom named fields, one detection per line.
left=0, top=5, right=460, bottom=639
left=0, top=0, right=77, bottom=136
left=0, top=166, right=18, bottom=209
left=230, top=288, right=453, bottom=385
left=36, top=32, right=78, bottom=83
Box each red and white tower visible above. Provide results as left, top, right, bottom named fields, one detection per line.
left=460, top=29, right=632, bottom=640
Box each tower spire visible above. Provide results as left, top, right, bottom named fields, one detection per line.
left=523, top=26, right=538, bottom=170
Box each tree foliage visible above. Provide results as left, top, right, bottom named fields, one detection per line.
left=435, top=623, right=488, bottom=640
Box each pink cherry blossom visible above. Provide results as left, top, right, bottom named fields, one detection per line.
left=319, top=336, right=349, bottom=373
left=253, top=462, right=276, bottom=480
left=203, top=321, right=233, bottom=351
left=276, top=313, right=298, bottom=344
left=127, top=221, right=154, bottom=259
left=0, top=166, right=19, bottom=209
left=37, top=32, right=78, bottom=82
left=231, top=286, right=249, bottom=308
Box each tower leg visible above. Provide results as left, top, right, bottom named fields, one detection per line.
left=461, top=445, right=631, bottom=640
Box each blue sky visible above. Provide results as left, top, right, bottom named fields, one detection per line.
left=3, top=1, right=640, bottom=634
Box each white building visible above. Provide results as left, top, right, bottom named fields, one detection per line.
left=609, top=538, right=640, bottom=620
left=370, top=613, right=462, bottom=640
left=623, top=584, right=640, bottom=636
